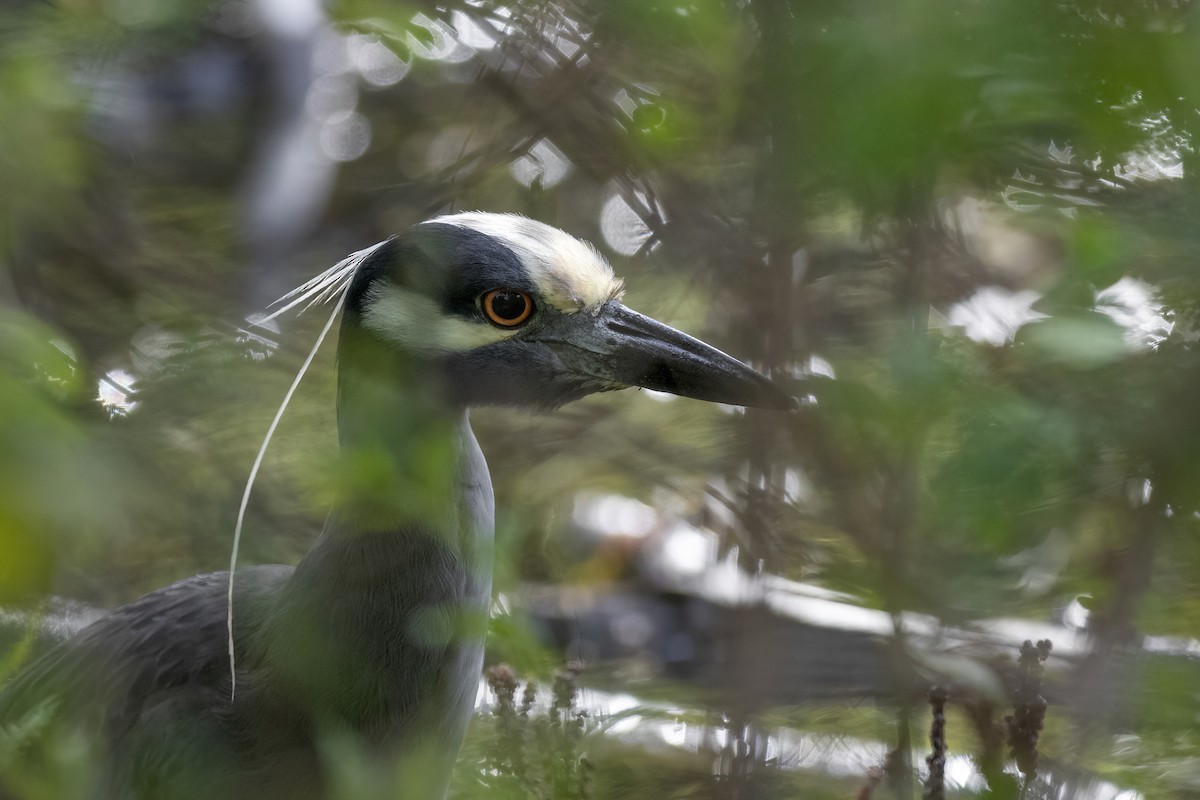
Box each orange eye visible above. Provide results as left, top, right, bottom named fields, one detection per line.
left=482, top=289, right=534, bottom=327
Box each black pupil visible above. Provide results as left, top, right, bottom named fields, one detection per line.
left=491, top=291, right=527, bottom=321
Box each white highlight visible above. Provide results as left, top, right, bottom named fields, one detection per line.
left=348, top=35, right=409, bottom=87
left=319, top=111, right=371, bottom=162
left=255, top=0, right=323, bottom=39
left=600, top=193, right=654, bottom=256
left=406, top=13, right=475, bottom=63
left=946, top=286, right=1046, bottom=346
left=572, top=493, right=658, bottom=538
left=660, top=524, right=713, bottom=576
left=429, top=213, right=623, bottom=312
left=1096, top=277, right=1173, bottom=349
left=509, top=138, right=573, bottom=189
left=97, top=368, right=138, bottom=416
left=450, top=10, right=498, bottom=50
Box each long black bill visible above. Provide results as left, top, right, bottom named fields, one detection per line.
left=548, top=302, right=795, bottom=410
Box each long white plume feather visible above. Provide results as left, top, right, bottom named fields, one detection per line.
left=226, top=239, right=387, bottom=701
left=260, top=240, right=389, bottom=323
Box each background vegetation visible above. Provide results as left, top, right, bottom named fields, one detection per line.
left=2, top=0, right=1200, bottom=797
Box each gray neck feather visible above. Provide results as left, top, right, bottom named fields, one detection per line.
left=262, top=323, right=494, bottom=770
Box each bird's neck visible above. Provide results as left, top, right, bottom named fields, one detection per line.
left=280, top=320, right=496, bottom=620
left=321, top=325, right=494, bottom=562
left=326, top=323, right=490, bottom=542
left=263, top=335, right=494, bottom=743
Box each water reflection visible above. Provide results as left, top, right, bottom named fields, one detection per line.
left=477, top=680, right=1143, bottom=799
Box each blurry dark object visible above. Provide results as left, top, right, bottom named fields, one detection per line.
left=0, top=215, right=787, bottom=799
left=1007, top=640, right=1053, bottom=786
left=922, top=686, right=948, bottom=800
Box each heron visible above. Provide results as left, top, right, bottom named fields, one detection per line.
left=0, top=213, right=790, bottom=800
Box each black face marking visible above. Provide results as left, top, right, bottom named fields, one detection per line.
left=342, top=224, right=536, bottom=327
left=343, top=237, right=402, bottom=319
left=420, top=224, right=536, bottom=321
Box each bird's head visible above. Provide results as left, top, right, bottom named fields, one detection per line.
left=336, top=212, right=792, bottom=411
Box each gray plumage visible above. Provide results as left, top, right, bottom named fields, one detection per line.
left=0, top=214, right=789, bottom=800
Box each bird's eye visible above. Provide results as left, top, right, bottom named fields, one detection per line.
left=481, top=289, right=534, bottom=327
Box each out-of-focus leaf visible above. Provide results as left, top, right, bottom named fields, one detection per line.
left=1019, top=313, right=1129, bottom=368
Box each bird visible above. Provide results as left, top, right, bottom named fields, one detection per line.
left=0, top=213, right=791, bottom=800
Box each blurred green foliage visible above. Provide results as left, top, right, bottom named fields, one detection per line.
left=3, top=0, right=1200, bottom=797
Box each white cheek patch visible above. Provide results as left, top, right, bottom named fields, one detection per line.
left=429, top=212, right=625, bottom=313
left=361, top=283, right=516, bottom=355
